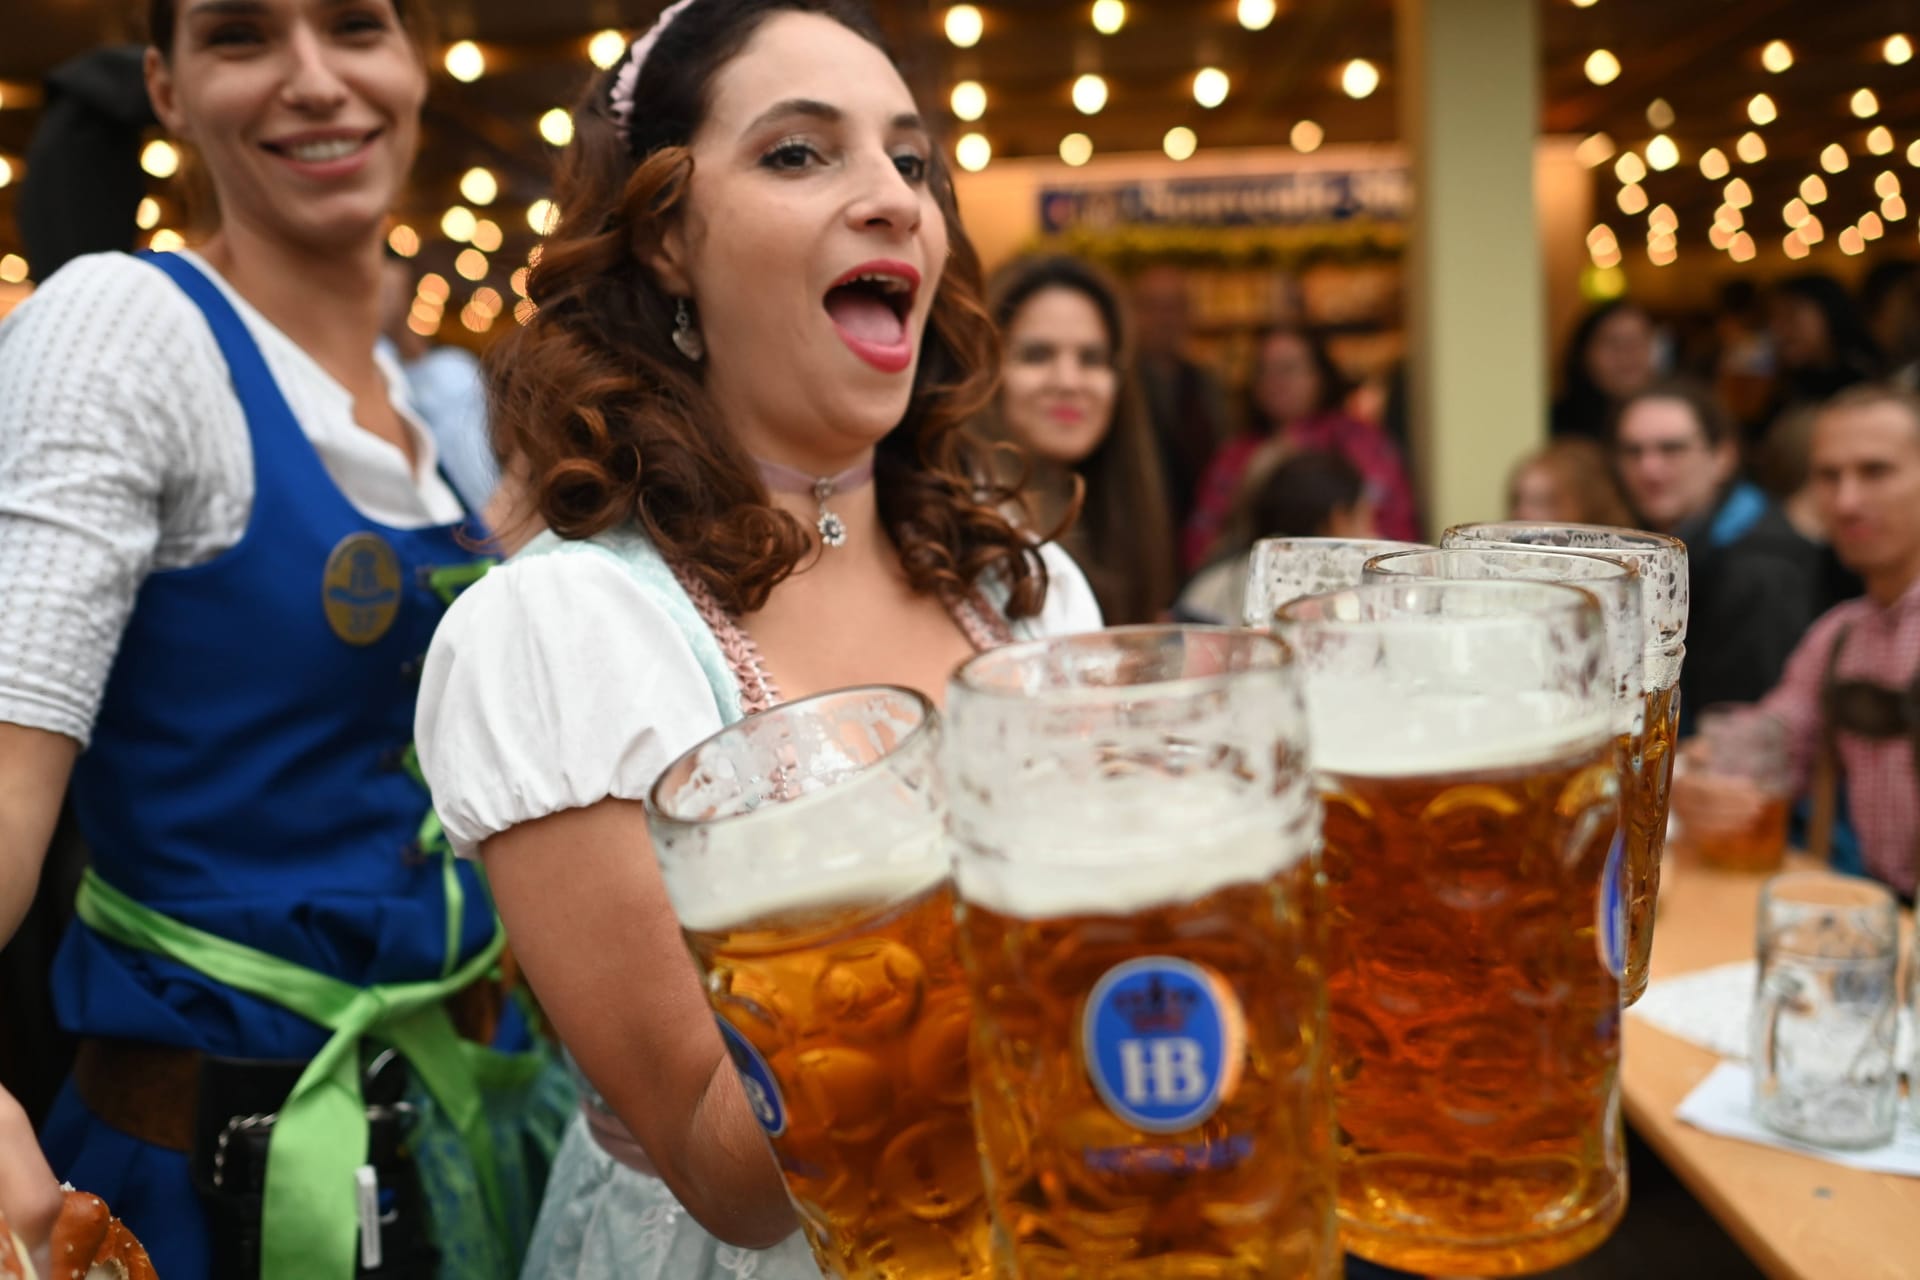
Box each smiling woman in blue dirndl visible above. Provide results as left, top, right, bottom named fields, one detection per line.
left=0, top=1, right=572, bottom=1276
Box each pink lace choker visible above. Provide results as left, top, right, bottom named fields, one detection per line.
left=755, top=458, right=873, bottom=549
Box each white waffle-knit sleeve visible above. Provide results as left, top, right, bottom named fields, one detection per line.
left=0, top=254, right=214, bottom=744
left=416, top=549, right=724, bottom=858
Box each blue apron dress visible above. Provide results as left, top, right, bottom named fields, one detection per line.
left=38, top=251, right=567, bottom=1277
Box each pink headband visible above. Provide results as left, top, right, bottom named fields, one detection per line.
left=608, top=0, right=700, bottom=148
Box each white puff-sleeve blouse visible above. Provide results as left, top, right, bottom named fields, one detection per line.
left=416, top=535, right=1103, bottom=858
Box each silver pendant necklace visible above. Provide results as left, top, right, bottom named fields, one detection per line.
left=755, top=457, right=874, bottom=549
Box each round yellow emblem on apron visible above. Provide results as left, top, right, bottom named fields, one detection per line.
left=322, top=532, right=403, bottom=646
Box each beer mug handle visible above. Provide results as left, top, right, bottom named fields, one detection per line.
left=1753, top=966, right=1801, bottom=1090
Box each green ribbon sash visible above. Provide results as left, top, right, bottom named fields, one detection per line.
left=74, top=869, right=512, bottom=1278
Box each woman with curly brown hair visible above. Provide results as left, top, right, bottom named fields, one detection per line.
left=413, top=1, right=1100, bottom=1274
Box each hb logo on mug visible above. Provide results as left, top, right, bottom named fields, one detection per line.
left=1082, top=956, right=1247, bottom=1134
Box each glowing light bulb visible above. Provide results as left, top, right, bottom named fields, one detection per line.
left=1731, top=232, right=1756, bottom=263
left=387, top=224, right=419, bottom=257
left=455, top=248, right=489, bottom=282
left=441, top=206, right=477, bottom=242
left=1801, top=173, right=1828, bottom=204
left=1092, top=0, right=1126, bottom=35
left=1869, top=126, right=1895, bottom=156
left=1341, top=59, right=1380, bottom=100
left=1194, top=68, right=1231, bottom=109
left=945, top=5, right=984, bottom=48
left=0, top=253, right=28, bottom=283
left=1821, top=144, right=1850, bottom=174
left=135, top=196, right=161, bottom=230
left=527, top=199, right=558, bottom=235
left=1073, top=74, right=1109, bottom=115
left=1852, top=88, right=1881, bottom=119
left=1699, top=147, right=1730, bottom=181
left=1576, top=133, right=1615, bottom=168
left=1059, top=133, right=1094, bottom=167
left=1614, top=152, right=1647, bottom=184
left=1761, top=40, right=1793, bottom=73
left=1290, top=119, right=1324, bottom=153
left=1887, top=34, right=1914, bottom=66
left=1237, top=0, right=1277, bottom=30
left=951, top=81, right=987, bottom=122
left=1748, top=93, right=1777, bottom=126
left=1617, top=183, right=1648, bottom=215
left=1163, top=126, right=1198, bottom=161
left=588, top=30, right=626, bottom=70
left=955, top=132, right=992, bottom=172
left=1585, top=50, right=1621, bottom=86
left=444, top=41, right=485, bottom=83
left=1725, top=178, right=1754, bottom=208
left=1646, top=134, right=1679, bottom=171
left=459, top=167, right=498, bottom=206
left=1737, top=131, right=1767, bottom=164
left=539, top=108, right=574, bottom=147
left=140, top=140, right=179, bottom=179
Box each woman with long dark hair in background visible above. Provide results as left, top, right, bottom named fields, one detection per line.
left=983, top=254, right=1176, bottom=624
left=1549, top=299, right=1660, bottom=443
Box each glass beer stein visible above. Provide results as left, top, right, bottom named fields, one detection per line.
left=1443, top=521, right=1689, bottom=1006
left=1276, top=581, right=1626, bottom=1276
left=1241, top=537, right=1428, bottom=627
left=947, top=626, right=1336, bottom=1278
left=650, top=686, right=986, bottom=1278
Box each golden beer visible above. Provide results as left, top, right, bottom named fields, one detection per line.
left=959, top=858, right=1336, bottom=1278
left=1441, top=522, right=1691, bottom=1007
left=947, top=627, right=1337, bottom=1279
left=651, top=686, right=980, bottom=1278
left=1689, top=792, right=1791, bottom=872
left=1320, top=747, right=1625, bottom=1275
left=1277, top=579, right=1628, bottom=1275
left=1621, top=684, right=1679, bottom=996
left=686, top=880, right=989, bottom=1278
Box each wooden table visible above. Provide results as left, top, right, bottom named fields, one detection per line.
left=1621, top=854, right=1919, bottom=1280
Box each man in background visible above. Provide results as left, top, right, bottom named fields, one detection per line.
left=1613, top=378, right=1818, bottom=729
left=1132, top=264, right=1228, bottom=535
left=1674, top=385, right=1920, bottom=896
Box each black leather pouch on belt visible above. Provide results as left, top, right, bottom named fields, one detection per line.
left=186, top=1048, right=439, bottom=1278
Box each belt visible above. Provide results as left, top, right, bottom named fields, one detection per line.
left=71, top=1039, right=200, bottom=1153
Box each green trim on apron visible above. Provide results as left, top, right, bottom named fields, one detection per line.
left=74, top=868, right=534, bottom=1278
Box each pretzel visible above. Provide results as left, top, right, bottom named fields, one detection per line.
left=0, top=1189, right=156, bottom=1280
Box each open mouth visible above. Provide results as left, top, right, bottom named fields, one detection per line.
left=824, top=262, right=920, bottom=373
left=262, top=129, right=381, bottom=165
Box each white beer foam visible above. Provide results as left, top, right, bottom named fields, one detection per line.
left=1309, top=685, right=1613, bottom=778
left=670, top=833, right=949, bottom=935
left=954, top=784, right=1319, bottom=921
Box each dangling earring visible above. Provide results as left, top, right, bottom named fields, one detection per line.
left=672, top=297, right=706, bottom=362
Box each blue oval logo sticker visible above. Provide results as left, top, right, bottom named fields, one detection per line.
left=1599, top=829, right=1626, bottom=981
left=1082, top=956, right=1246, bottom=1135
left=717, top=1017, right=786, bottom=1138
